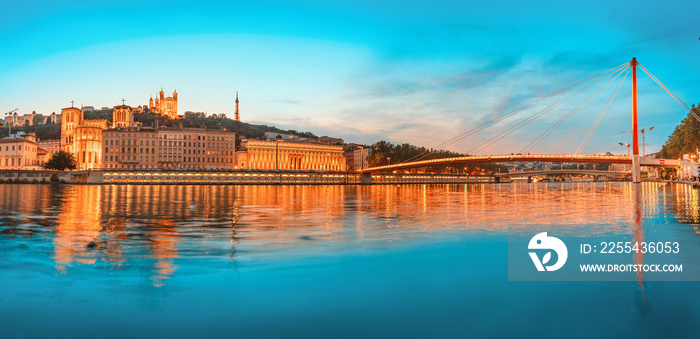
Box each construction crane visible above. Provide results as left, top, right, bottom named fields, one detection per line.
left=4, top=108, right=18, bottom=135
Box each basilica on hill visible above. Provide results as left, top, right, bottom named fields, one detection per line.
left=149, top=86, right=178, bottom=119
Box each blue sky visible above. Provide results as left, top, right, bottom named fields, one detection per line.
left=1, top=0, right=698, bottom=155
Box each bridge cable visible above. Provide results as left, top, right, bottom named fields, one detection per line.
left=400, top=63, right=630, bottom=163
left=467, top=65, right=628, bottom=155
left=637, top=63, right=700, bottom=122
left=520, top=66, right=629, bottom=154
left=468, top=69, right=622, bottom=155
left=430, top=63, right=628, bottom=157
left=574, top=68, right=630, bottom=155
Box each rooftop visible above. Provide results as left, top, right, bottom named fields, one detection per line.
left=0, top=137, right=36, bottom=144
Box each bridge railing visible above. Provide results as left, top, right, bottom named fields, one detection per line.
left=361, top=154, right=635, bottom=173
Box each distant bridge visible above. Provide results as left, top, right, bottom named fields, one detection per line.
left=496, top=169, right=630, bottom=178
left=360, top=154, right=680, bottom=174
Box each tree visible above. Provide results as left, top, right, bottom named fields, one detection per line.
left=84, top=108, right=113, bottom=121
left=44, top=151, right=77, bottom=171
left=34, top=123, right=61, bottom=140
left=658, top=103, right=700, bottom=159
left=366, top=140, right=508, bottom=174
left=32, top=111, right=44, bottom=125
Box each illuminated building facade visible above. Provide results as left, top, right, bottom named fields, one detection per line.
left=38, top=139, right=61, bottom=157
left=112, top=105, right=134, bottom=128
left=102, top=126, right=236, bottom=170
left=155, top=127, right=236, bottom=169
left=345, top=146, right=370, bottom=171
left=239, top=139, right=346, bottom=171
left=0, top=133, right=41, bottom=170
left=149, top=87, right=178, bottom=119
left=103, top=127, right=158, bottom=169
left=61, top=101, right=142, bottom=170
left=60, top=105, right=111, bottom=170
left=49, top=112, right=60, bottom=124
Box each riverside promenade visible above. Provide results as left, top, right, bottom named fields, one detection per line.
left=0, top=169, right=495, bottom=185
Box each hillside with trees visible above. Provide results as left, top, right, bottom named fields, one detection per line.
left=0, top=123, right=61, bottom=140
left=657, top=103, right=700, bottom=159
left=1, top=109, right=318, bottom=141
left=84, top=108, right=114, bottom=121
left=133, top=110, right=317, bottom=140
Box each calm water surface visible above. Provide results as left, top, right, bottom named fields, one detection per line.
left=1, top=182, right=700, bottom=338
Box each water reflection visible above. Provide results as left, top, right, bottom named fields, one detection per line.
left=54, top=185, right=103, bottom=268
left=632, top=185, right=649, bottom=314
left=1, top=182, right=699, bottom=289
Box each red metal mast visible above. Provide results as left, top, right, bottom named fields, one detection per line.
left=632, top=58, right=639, bottom=156
left=631, top=57, right=640, bottom=183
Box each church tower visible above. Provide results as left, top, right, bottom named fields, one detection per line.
left=154, top=92, right=160, bottom=113
left=235, top=91, right=240, bottom=122
left=60, top=101, right=83, bottom=154
left=113, top=99, right=133, bottom=128
left=171, top=87, right=178, bottom=118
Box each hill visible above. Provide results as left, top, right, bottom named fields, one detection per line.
left=1, top=110, right=318, bottom=141
left=133, top=111, right=317, bottom=140
left=0, top=123, right=61, bottom=140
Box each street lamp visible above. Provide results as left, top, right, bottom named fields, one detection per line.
left=619, top=142, right=630, bottom=156
left=641, top=126, right=654, bottom=157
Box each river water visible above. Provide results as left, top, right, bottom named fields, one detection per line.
left=1, top=182, right=700, bottom=338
